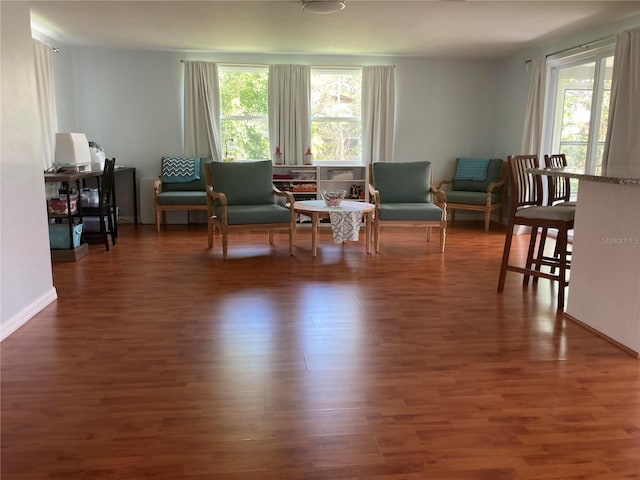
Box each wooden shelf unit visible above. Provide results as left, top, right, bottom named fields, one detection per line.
left=273, top=163, right=368, bottom=202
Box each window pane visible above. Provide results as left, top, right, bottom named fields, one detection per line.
left=560, top=88, right=593, bottom=143
left=555, top=63, right=595, bottom=171
left=547, top=46, right=614, bottom=177
left=219, top=67, right=269, bottom=160
left=593, top=56, right=614, bottom=174
left=221, top=118, right=269, bottom=160
left=311, top=120, right=360, bottom=161
left=311, top=69, right=361, bottom=161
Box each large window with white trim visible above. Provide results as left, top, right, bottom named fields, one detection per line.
left=544, top=42, right=615, bottom=176
left=310, top=67, right=362, bottom=161
left=219, top=65, right=269, bottom=161
left=218, top=65, right=363, bottom=162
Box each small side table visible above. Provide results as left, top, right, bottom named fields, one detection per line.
left=293, top=199, right=375, bottom=257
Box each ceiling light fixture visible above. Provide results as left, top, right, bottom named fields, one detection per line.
left=301, top=0, right=346, bottom=15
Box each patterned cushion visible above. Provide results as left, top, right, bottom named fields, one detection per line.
left=452, top=158, right=503, bottom=193
left=454, top=158, right=490, bottom=181
left=162, top=157, right=201, bottom=183
left=162, top=158, right=212, bottom=192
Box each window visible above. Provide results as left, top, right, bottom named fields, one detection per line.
left=544, top=42, right=614, bottom=177
left=219, top=65, right=269, bottom=160
left=310, top=68, right=362, bottom=162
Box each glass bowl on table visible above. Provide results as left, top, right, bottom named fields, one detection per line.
left=321, top=190, right=347, bottom=207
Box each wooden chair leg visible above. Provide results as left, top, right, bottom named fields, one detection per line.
left=111, top=207, right=118, bottom=240
left=207, top=219, right=214, bottom=248
left=155, top=208, right=161, bottom=233
left=450, top=208, right=456, bottom=226
left=497, top=223, right=514, bottom=292
left=523, top=228, right=538, bottom=286
left=268, top=230, right=274, bottom=245
left=426, top=227, right=432, bottom=242
left=374, top=220, right=380, bottom=253
left=107, top=210, right=116, bottom=246
left=289, top=224, right=295, bottom=256
left=484, top=209, right=491, bottom=232
left=556, top=227, right=569, bottom=311
left=222, top=227, right=229, bottom=260
left=533, top=227, right=548, bottom=285
left=99, top=213, right=109, bottom=251
left=439, top=223, right=446, bottom=253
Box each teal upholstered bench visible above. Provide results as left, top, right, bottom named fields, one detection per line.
left=435, top=158, right=506, bottom=232
left=154, top=157, right=213, bottom=232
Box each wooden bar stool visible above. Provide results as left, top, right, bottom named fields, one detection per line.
left=497, top=155, right=575, bottom=311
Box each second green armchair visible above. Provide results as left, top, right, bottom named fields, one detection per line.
left=436, top=158, right=506, bottom=232
left=369, top=161, right=447, bottom=253
left=205, top=160, right=296, bottom=259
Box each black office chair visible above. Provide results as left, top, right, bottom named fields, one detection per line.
left=83, top=158, right=117, bottom=251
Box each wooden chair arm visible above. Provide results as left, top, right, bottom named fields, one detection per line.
left=206, top=188, right=227, bottom=205
left=430, top=186, right=447, bottom=206
left=206, top=189, right=227, bottom=223
left=153, top=179, right=162, bottom=194
left=435, top=178, right=453, bottom=190
left=368, top=184, right=379, bottom=202
left=487, top=178, right=506, bottom=193
left=273, top=186, right=295, bottom=208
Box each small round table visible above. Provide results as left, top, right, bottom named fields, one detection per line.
left=293, top=199, right=376, bottom=257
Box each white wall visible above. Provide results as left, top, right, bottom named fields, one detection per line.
left=1, top=1, right=57, bottom=340
left=50, top=49, right=502, bottom=220
left=394, top=57, right=499, bottom=181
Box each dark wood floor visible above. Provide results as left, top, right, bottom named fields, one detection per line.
left=2, top=222, right=639, bottom=479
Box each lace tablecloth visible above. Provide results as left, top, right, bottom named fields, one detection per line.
left=328, top=209, right=362, bottom=243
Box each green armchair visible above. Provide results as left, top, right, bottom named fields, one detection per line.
left=205, top=160, right=296, bottom=259
left=369, top=161, right=447, bottom=253
left=154, top=157, right=213, bottom=232
left=435, top=158, right=506, bottom=232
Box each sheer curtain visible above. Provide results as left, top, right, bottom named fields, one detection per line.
left=602, top=26, right=640, bottom=178
left=268, top=65, right=310, bottom=165
left=521, top=57, right=546, bottom=156
left=183, top=61, right=222, bottom=161
left=33, top=39, right=58, bottom=169
left=362, top=66, right=395, bottom=164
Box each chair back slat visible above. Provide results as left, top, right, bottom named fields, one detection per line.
left=544, top=153, right=571, bottom=204
left=507, top=155, right=542, bottom=213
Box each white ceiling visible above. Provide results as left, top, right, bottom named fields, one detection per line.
left=30, top=0, right=640, bottom=59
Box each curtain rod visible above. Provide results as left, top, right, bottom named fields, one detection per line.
left=180, top=60, right=395, bottom=68
left=525, top=35, right=615, bottom=64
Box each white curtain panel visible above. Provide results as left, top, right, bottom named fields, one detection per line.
left=521, top=57, right=546, bottom=157
left=33, top=39, right=58, bottom=169
left=602, top=26, right=640, bottom=178
left=268, top=65, right=311, bottom=165
left=362, top=66, right=395, bottom=164
left=183, top=61, right=222, bottom=161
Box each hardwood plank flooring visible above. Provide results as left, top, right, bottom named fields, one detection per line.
left=2, top=222, right=639, bottom=479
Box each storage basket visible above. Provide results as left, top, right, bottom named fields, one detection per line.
left=48, top=223, right=83, bottom=249
left=47, top=193, right=79, bottom=215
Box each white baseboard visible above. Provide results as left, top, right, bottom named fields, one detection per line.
left=1, top=287, right=58, bottom=341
